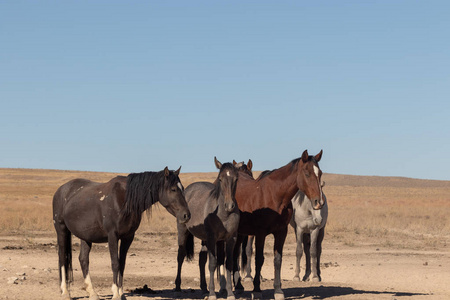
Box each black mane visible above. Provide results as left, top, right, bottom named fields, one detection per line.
left=257, top=156, right=316, bottom=180
left=122, top=171, right=166, bottom=217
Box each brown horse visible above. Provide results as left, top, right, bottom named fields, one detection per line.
left=233, top=150, right=324, bottom=300
left=53, top=167, right=190, bottom=300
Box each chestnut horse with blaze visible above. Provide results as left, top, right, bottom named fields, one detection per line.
left=233, top=150, right=324, bottom=300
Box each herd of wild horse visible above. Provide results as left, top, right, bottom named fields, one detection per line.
left=53, top=149, right=327, bottom=300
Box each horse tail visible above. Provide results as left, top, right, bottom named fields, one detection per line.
left=65, top=233, right=73, bottom=283
left=185, top=232, right=194, bottom=261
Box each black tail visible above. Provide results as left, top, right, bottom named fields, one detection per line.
left=185, top=232, right=194, bottom=261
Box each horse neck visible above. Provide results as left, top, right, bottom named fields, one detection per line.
left=260, top=163, right=299, bottom=208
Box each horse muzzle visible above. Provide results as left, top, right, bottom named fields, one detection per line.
left=313, top=198, right=324, bottom=210
left=225, top=201, right=236, bottom=213
left=178, top=210, right=191, bottom=224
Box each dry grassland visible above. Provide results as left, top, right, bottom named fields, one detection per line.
left=0, top=168, right=449, bottom=250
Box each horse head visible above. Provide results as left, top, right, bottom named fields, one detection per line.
left=233, top=159, right=253, bottom=178
left=215, top=157, right=239, bottom=213
left=296, top=150, right=325, bottom=210
left=159, top=166, right=191, bottom=223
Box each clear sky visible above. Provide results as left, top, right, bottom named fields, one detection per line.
left=1, top=1, right=449, bottom=180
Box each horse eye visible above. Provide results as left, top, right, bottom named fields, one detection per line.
left=171, top=187, right=177, bottom=192
left=305, top=172, right=311, bottom=178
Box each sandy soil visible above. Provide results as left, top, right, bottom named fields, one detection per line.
left=1, top=231, right=449, bottom=300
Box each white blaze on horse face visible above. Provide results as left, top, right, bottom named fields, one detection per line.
left=313, top=165, right=320, bottom=178
left=227, top=171, right=230, bottom=176
left=177, top=182, right=183, bottom=191
left=99, top=195, right=106, bottom=201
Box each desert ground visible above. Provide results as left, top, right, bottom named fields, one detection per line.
left=1, top=168, right=449, bottom=300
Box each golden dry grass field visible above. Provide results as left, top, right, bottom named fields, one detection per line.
left=1, top=168, right=449, bottom=299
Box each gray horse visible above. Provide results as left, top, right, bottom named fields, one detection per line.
left=175, top=158, right=240, bottom=300
left=290, top=184, right=328, bottom=282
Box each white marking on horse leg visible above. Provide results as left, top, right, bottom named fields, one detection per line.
left=119, top=286, right=124, bottom=296
left=111, top=283, right=120, bottom=299
left=313, top=165, right=319, bottom=177
left=61, top=266, right=69, bottom=297
left=84, top=273, right=97, bottom=297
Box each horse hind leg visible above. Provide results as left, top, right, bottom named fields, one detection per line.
left=55, top=222, right=73, bottom=300
left=79, top=240, right=99, bottom=300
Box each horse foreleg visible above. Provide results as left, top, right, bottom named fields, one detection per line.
left=199, top=241, right=208, bottom=294
left=311, top=227, right=325, bottom=282
left=207, top=238, right=218, bottom=300
left=175, top=224, right=189, bottom=292
left=107, top=233, right=121, bottom=300
left=273, top=228, right=287, bottom=300
left=79, top=240, right=99, bottom=300
left=118, top=236, right=134, bottom=299
left=293, top=226, right=304, bottom=282
left=216, top=240, right=227, bottom=295
left=232, top=234, right=244, bottom=293
left=225, top=236, right=237, bottom=300
left=252, top=234, right=266, bottom=299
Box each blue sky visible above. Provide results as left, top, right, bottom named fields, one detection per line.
left=1, top=1, right=449, bottom=180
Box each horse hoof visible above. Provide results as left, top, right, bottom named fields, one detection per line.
left=61, top=293, right=71, bottom=300
left=227, top=296, right=236, bottom=300
left=311, top=277, right=320, bottom=283
left=274, top=292, right=285, bottom=300
left=244, top=276, right=253, bottom=282
left=208, top=295, right=217, bottom=300
left=235, top=287, right=244, bottom=295
left=292, top=276, right=300, bottom=282
left=252, top=292, right=262, bottom=299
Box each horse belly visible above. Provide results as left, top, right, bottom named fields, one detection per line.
left=63, top=199, right=107, bottom=243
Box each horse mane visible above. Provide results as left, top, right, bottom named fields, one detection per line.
left=257, top=156, right=315, bottom=181
left=122, top=171, right=165, bottom=217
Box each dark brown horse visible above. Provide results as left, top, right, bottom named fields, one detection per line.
left=233, top=150, right=324, bottom=300
left=53, top=167, right=190, bottom=300
left=175, top=158, right=240, bottom=300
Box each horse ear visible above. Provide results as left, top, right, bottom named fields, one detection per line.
left=315, top=150, right=323, bottom=162
left=214, top=156, right=222, bottom=169
left=175, top=166, right=181, bottom=176
left=233, top=160, right=237, bottom=165
left=301, top=150, right=309, bottom=163
left=247, top=159, right=253, bottom=171
left=164, top=166, right=170, bottom=177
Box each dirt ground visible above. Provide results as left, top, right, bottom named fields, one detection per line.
left=1, top=230, right=449, bottom=300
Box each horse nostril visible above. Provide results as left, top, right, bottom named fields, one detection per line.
left=184, top=212, right=191, bottom=221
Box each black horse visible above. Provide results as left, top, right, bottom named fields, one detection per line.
left=53, top=167, right=190, bottom=300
